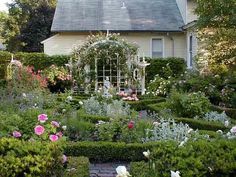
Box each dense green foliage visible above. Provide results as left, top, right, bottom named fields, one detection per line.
left=145, top=57, right=186, bottom=82
left=0, top=138, right=64, bottom=177
left=167, top=91, right=211, bottom=118
left=77, top=109, right=110, bottom=123
left=0, top=51, right=69, bottom=79
left=126, top=98, right=165, bottom=111
left=0, top=0, right=56, bottom=52
left=64, top=156, right=90, bottom=177
left=65, top=141, right=159, bottom=162
left=196, top=0, right=236, bottom=74
left=130, top=139, right=236, bottom=177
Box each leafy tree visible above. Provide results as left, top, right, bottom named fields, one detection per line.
left=1, top=0, right=56, bottom=52
left=195, top=0, right=236, bottom=74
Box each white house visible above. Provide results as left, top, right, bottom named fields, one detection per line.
left=42, top=0, right=198, bottom=68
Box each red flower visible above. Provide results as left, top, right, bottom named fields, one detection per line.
left=128, top=121, right=135, bottom=129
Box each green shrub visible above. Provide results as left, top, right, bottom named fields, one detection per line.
left=64, top=141, right=159, bottom=162
left=146, top=57, right=186, bottom=82
left=66, top=118, right=95, bottom=141
left=146, top=103, right=227, bottom=131
left=130, top=139, right=236, bottom=177
left=174, top=117, right=227, bottom=131
left=0, top=51, right=11, bottom=80
left=127, top=98, right=165, bottom=111
left=77, top=109, right=110, bottom=123
left=211, top=105, right=236, bottom=119
left=0, top=138, right=64, bottom=177
left=0, top=51, right=69, bottom=79
left=168, top=91, right=211, bottom=118
left=64, top=156, right=89, bottom=177
left=146, top=102, right=171, bottom=113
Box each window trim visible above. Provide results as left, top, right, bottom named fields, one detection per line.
left=150, top=37, right=165, bottom=58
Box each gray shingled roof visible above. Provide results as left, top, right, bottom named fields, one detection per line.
left=51, top=0, right=184, bottom=32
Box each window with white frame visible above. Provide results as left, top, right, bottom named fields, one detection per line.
left=189, top=35, right=193, bottom=67
left=152, top=39, right=163, bottom=58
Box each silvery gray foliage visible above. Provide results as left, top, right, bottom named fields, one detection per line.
left=195, top=111, right=230, bottom=124
left=83, top=97, right=105, bottom=116
left=83, top=97, right=130, bottom=118
left=143, top=119, right=192, bottom=142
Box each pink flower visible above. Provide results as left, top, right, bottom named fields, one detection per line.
left=13, top=131, right=21, bottom=138
left=51, top=121, right=60, bottom=128
left=49, top=134, right=59, bottom=142
left=128, top=121, right=135, bottom=129
left=38, top=114, right=48, bottom=123
left=34, top=125, right=45, bottom=135
left=56, top=132, right=63, bottom=138
left=62, top=154, right=67, bottom=163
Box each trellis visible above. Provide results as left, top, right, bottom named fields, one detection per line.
left=73, top=34, right=149, bottom=95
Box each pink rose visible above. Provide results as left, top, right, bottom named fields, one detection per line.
left=49, top=134, right=59, bottom=142
left=34, top=125, right=45, bottom=135
left=62, top=154, right=67, bottom=163
left=56, top=132, right=63, bottom=138
left=51, top=121, right=60, bottom=128
left=13, top=131, right=21, bottom=138
left=38, top=114, right=48, bottom=123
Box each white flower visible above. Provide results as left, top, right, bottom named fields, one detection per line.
left=230, top=126, right=236, bottom=134
left=67, top=96, right=73, bottom=101
left=216, top=130, right=223, bottom=134
left=116, top=166, right=131, bottom=177
left=62, top=109, right=66, bottom=113
left=153, top=122, right=160, bottom=126
left=22, top=93, right=27, bottom=97
left=79, top=101, right=83, bottom=105
left=187, top=128, right=193, bottom=134
left=171, top=170, right=181, bottom=177
left=224, top=120, right=229, bottom=127
left=62, top=126, right=67, bottom=130
left=98, top=120, right=106, bottom=125
left=178, top=141, right=185, bottom=147
left=143, top=150, right=150, bottom=159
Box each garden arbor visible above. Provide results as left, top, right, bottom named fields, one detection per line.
left=73, top=34, right=150, bottom=95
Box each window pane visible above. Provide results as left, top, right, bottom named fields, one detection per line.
left=189, top=36, right=193, bottom=67
left=152, top=39, right=163, bottom=57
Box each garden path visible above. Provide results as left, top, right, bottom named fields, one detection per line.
left=89, top=162, right=130, bottom=177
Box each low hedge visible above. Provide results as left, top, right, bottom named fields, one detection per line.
left=211, top=105, right=236, bottom=119
left=147, top=102, right=228, bottom=131
left=77, top=109, right=110, bottom=123
left=0, top=51, right=70, bottom=79
left=145, top=57, right=186, bottom=82
left=64, top=156, right=90, bottom=177
left=174, top=117, right=227, bottom=131
left=130, top=139, right=236, bottom=177
left=0, top=138, right=64, bottom=177
left=64, top=141, right=159, bottom=162
left=126, top=98, right=165, bottom=111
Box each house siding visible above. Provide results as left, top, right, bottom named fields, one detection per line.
left=43, top=32, right=187, bottom=60
left=187, top=0, right=198, bottom=23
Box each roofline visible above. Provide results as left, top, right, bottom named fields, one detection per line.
left=51, top=29, right=184, bottom=33
left=181, top=20, right=197, bottom=30
left=41, top=34, right=59, bottom=44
